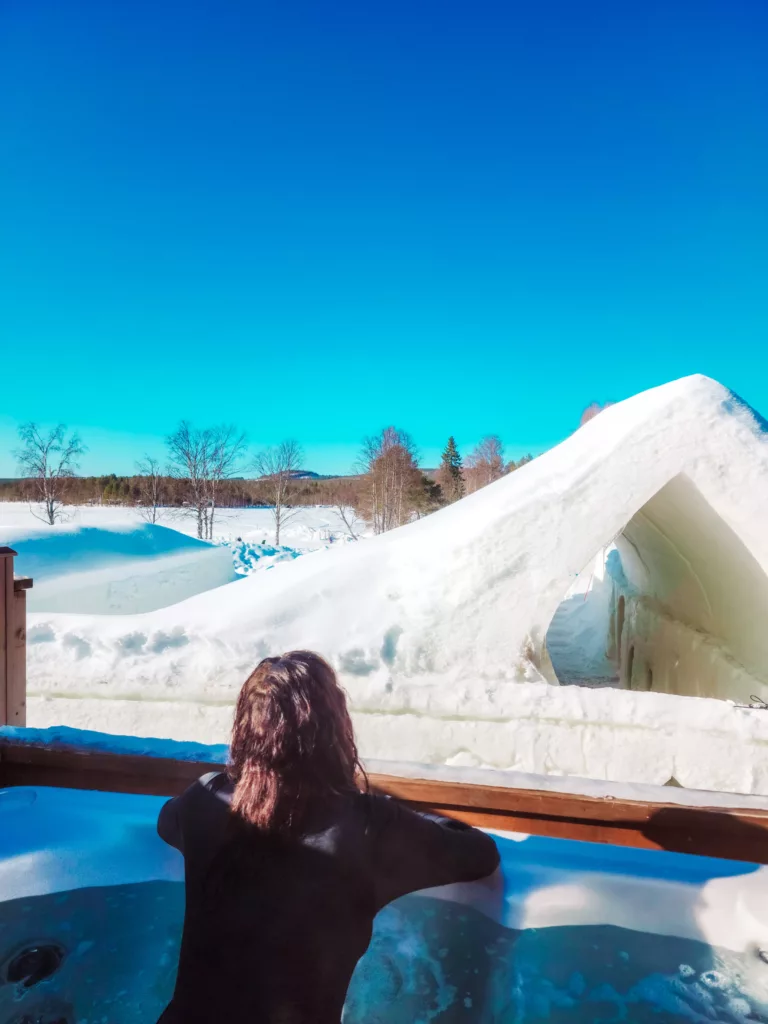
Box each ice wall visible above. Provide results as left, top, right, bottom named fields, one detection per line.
left=23, top=678, right=768, bottom=795
left=616, top=475, right=768, bottom=702
left=547, top=474, right=768, bottom=704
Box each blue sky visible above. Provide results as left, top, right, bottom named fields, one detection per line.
left=2, top=0, right=766, bottom=476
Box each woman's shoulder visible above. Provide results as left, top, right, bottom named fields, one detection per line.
left=352, top=790, right=418, bottom=835
left=172, top=771, right=233, bottom=822
left=197, top=770, right=231, bottom=795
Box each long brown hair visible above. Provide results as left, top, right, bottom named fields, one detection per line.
left=228, top=650, right=365, bottom=834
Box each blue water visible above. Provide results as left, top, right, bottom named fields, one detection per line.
left=1, top=882, right=768, bottom=1023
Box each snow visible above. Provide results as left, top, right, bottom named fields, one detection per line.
left=2, top=522, right=236, bottom=614
left=546, top=548, right=620, bottom=686
left=6, top=374, right=768, bottom=794
left=226, top=539, right=305, bottom=575
left=0, top=724, right=229, bottom=765
left=0, top=505, right=362, bottom=611
left=0, top=501, right=363, bottom=549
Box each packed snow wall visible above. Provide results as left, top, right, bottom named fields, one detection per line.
left=545, top=474, right=768, bottom=704
left=4, top=524, right=236, bottom=614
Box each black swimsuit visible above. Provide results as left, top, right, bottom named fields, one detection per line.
left=157, top=772, right=499, bottom=1023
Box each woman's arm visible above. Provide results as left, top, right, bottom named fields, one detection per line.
left=157, top=796, right=184, bottom=852
left=368, top=795, right=500, bottom=909
left=156, top=772, right=228, bottom=854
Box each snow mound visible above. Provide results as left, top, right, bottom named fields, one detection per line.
left=5, top=523, right=236, bottom=614
left=224, top=539, right=304, bottom=576
left=19, top=374, right=768, bottom=793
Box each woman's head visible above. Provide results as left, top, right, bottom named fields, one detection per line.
left=228, top=650, right=364, bottom=834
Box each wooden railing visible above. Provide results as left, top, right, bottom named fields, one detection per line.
left=2, top=738, right=768, bottom=864
left=2, top=551, right=768, bottom=864
left=0, top=547, right=32, bottom=728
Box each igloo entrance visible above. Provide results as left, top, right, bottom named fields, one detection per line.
left=544, top=474, right=768, bottom=703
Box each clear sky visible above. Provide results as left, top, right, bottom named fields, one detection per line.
left=2, top=0, right=767, bottom=476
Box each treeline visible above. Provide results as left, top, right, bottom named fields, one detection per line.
left=356, top=428, right=532, bottom=535
left=0, top=472, right=379, bottom=506
left=4, top=420, right=534, bottom=541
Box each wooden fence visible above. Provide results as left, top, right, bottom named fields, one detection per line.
left=0, top=548, right=31, bottom=728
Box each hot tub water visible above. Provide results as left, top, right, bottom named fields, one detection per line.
left=2, top=787, right=768, bottom=1023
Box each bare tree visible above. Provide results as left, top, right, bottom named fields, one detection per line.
left=206, top=425, right=248, bottom=538
left=166, top=422, right=247, bottom=540
left=506, top=453, right=533, bottom=473
left=464, top=435, right=505, bottom=494
left=358, top=427, right=422, bottom=534
left=253, top=440, right=304, bottom=545
left=579, top=401, right=614, bottom=427
left=135, top=455, right=165, bottom=524
left=167, top=422, right=212, bottom=539
left=14, top=422, right=86, bottom=524
left=328, top=479, right=366, bottom=540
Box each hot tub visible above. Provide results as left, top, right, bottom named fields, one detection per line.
left=2, top=785, right=768, bottom=1022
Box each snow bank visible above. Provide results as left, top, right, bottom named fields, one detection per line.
left=4, top=523, right=235, bottom=613
left=16, top=375, right=768, bottom=794
left=0, top=502, right=367, bottom=547
left=26, top=682, right=768, bottom=795
left=226, top=539, right=304, bottom=576
left=0, top=724, right=229, bottom=764
left=545, top=549, right=619, bottom=686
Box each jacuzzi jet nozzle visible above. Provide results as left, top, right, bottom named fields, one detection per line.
left=6, top=944, right=64, bottom=988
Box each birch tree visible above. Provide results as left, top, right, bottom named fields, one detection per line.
left=206, top=425, right=248, bottom=538
left=166, top=422, right=246, bottom=539
left=135, top=456, right=165, bottom=524
left=167, top=422, right=210, bottom=538
left=579, top=401, right=614, bottom=427
left=358, top=427, right=422, bottom=534
left=15, top=422, right=86, bottom=524
left=464, top=435, right=504, bottom=494
left=328, top=479, right=366, bottom=540
left=253, top=439, right=304, bottom=545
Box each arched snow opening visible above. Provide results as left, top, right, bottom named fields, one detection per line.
left=545, top=474, right=768, bottom=703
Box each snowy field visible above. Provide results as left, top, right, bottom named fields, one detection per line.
left=1, top=503, right=364, bottom=608
left=0, top=502, right=362, bottom=552
left=4, top=375, right=768, bottom=795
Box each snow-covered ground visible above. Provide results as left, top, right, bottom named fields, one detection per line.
left=4, top=375, right=768, bottom=795
left=0, top=502, right=363, bottom=552
left=2, top=504, right=364, bottom=599
left=2, top=522, right=236, bottom=614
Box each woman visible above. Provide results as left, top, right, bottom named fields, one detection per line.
left=157, top=650, right=499, bottom=1023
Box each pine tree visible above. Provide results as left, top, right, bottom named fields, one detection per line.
left=438, top=436, right=464, bottom=503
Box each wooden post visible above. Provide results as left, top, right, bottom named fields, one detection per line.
left=0, top=548, right=32, bottom=728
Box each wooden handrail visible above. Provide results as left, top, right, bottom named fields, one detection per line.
left=0, top=548, right=32, bottom=728
left=2, top=738, right=768, bottom=864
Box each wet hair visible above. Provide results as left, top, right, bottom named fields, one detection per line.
left=228, top=651, right=365, bottom=834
